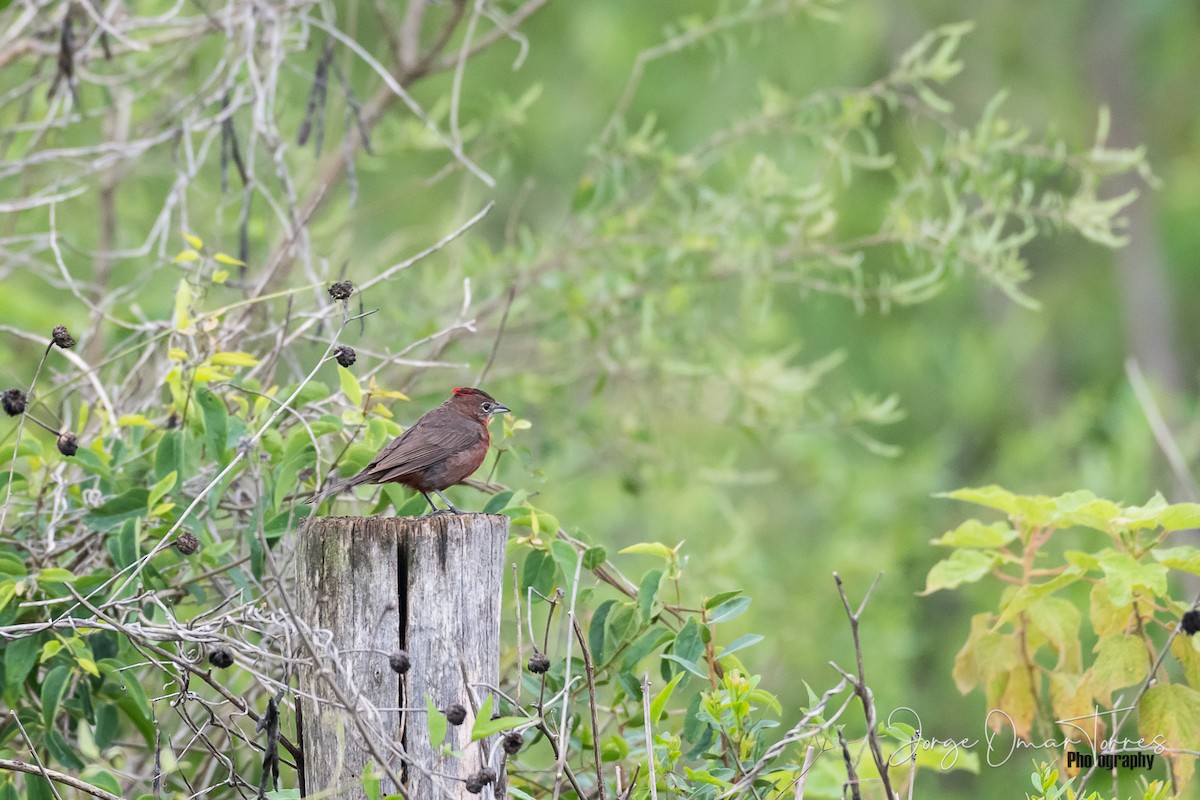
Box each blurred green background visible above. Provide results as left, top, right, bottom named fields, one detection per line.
left=3, top=0, right=1199, bottom=795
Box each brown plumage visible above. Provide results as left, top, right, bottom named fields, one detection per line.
left=309, top=387, right=510, bottom=513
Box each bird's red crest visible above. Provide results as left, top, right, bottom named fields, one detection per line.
left=453, top=387, right=485, bottom=397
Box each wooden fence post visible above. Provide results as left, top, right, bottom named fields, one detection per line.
left=296, top=513, right=508, bottom=799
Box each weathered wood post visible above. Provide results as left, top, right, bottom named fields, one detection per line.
left=296, top=513, right=508, bottom=799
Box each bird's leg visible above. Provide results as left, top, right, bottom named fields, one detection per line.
left=432, top=490, right=461, bottom=514
left=420, top=492, right=442, bottom=515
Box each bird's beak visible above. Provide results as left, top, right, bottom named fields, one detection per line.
left=491, top=402, right=511, bottom=416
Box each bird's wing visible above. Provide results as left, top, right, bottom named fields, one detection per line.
left=356, top=410, right=482, bottom=482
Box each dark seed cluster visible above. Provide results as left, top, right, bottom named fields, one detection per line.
left=56, top=432, right=78, bottom=456
left=527, top=652, right=550, bottom=674
left=51, top=325, right=76, bottom=349
left=502, top=731, right=524, bottom=755
left=208, top=646, right=234, bottom=669
left=333, top=345, right=356, bottom=368
left=464, top=768, right=496, bottom=794
left=1183, top=609, right=1200, bottom=636
left=445, top=703, right=467, bottom=725
left=328, top=280, right=354, bottom=300
left=2, top=388, right=26, bottom=416
left=389, top=650, right=411, bottom=674
left=175, top=530, right=200, bottom=555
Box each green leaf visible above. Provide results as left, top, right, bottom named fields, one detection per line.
left=196, top=388, right=229, bottom=461
left=213, top=252, right=246, bottom=266
left=1152, top=546, right=1200, bottom=575
left=661, top=654, right=708, bottom=679
left=24, top=773, right=53, bottom=800
left=482, top=491, right=513, bottom=514
left=0, top=552, right=26, bottom=576
left=604, top=603, right=639, bottom=652
left=621, top=629, right=673, bottom=671
left=339, top=365, right=363, bottom=407
left=1139, top=684, right=1200, bottom=762
left=41, top=663, right=72, bottom=729
left=938, top=486, right=1054, bottom=527
left=707, top=595, right=751, bottom=624
left=993, top=568, right=1082, bottom=627
left=582, top=545, right=607, bottom=569
left=209, top=351, right=258, bottom=366
left=521, top=549, right=558, bottom=597
left=155, top=430, right=182, bottom=481
left=362, top=764, right=381, bottom=800
left=36, top=568, right=77, bottom=584
left=1156, top=503, right=1200, bottom=531
left=85, top=488, right=149, bottom=530
left=1050, top=490, right=1121, bottom=532
left=470, top=695, right=530, bottom=741
left=5, top=634, right=41, bottom=698
left=94, top=703, right=119, bottom=748
left=719, top=633, right=764, bottom=659
left=550, top=539, right=579, bottom=585
left=673, top=619, right=705, bottom=664
left=1090, top=637, right=1148, bottom=703
left=931, top=520, right=1017, bottom=548
left=650, top=672, right=685, bottom=721
left=619, top=542, right=675, bottom=561
left=148, top=470, right=177, bottom=510
left=638, top=569, right=662, bottom=622
left=589, top=599, right=616, bottom=665
left=426, top=694, right=446, bottom=749
left=1097, top=550, right=1168, bottom=605
left=921, top=549, right=1000, bottom=594
left=704, top=590, right=743, bottom=610
left=173, top=279, right=192, bottom=331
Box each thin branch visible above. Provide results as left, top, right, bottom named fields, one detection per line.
left=0, top=757, right=123, bottom=800
left=641, top=672, right=659, bottom=800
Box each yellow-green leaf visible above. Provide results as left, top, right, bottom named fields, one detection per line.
left=339, top=366, right=363, bottom=407
left=168, top=348, right=188, bottom=362
left=213, top=252, right=245, bottom=266
left=619, top=542, right=676, bottom=561
left=174, top=279, right=192, bottom=332
left=182, top=231, right=203, bottom=249
left=212, top=269, right=230, bottom=284
left=173, top=248, right=201, bottom=263
left=37, top=568, right=77, bottom=584
left=209, top=351, right=259, bottom=367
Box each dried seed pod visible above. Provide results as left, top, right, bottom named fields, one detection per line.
left=208, top=646, right=234, bottom=669
left=51, top=325, right=76, bottom=349
left=502, top=731, right=524, bottom=755
left=2, top=388, right=26, bottom=416
left=389, top=650, right=411, bottom=674
left=527, top=652, right=550, bottom=674
left=1183, top=609, right=1200, bottom=636
left=175, top=530, right=200, bottom=555
left=445, top=704, right=467, bottom=726
left=333, top=345, right=356, bottom=368
left=56, top=432, right=78, bottom=456
left=328, top=280, right=354, bottom=300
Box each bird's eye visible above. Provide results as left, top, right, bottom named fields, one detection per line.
left=480, top=402, right=493, bottom=412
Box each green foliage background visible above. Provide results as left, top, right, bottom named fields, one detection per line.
left=2, top=0, right=1199, bottom=797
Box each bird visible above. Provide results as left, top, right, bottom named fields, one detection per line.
left=308, top=387, right=510, bottom=514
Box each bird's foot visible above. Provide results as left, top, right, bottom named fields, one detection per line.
left=426, top=507, right=460, bottom=516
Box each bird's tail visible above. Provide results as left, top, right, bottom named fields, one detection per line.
left=303, top=475, right=360, bottom=506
